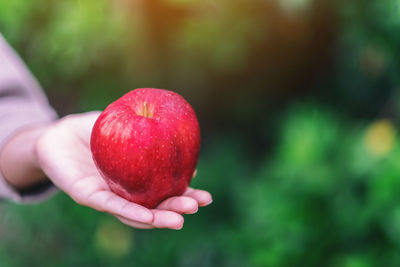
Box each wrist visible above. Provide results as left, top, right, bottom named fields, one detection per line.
left=0, top=124, right=50, bottom=189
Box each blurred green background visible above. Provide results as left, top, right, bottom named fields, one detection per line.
left=1, top=0, right=400, bottom=266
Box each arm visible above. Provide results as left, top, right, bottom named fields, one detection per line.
left=0, top=34, right=57, bottom=202
left=0, top=35, right=212, bottom=229
left=0, top=125, right=48, bottom=189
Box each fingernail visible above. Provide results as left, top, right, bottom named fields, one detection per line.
left=186, top=206, right=198, bottom=214
left=202, top=198, right=213, bottom=206
left=173, top=224, right=183, bottom=230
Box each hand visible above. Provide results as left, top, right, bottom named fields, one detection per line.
left=33, top=112, right=212, bottom=229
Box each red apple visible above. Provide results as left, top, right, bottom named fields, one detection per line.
left=90, top=88, right=201, bottom=208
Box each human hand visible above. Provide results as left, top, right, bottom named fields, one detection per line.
left=34, top=112, right=212, bottom=229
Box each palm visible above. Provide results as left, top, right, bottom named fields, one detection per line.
left=35, top=112, right=212, bottom=229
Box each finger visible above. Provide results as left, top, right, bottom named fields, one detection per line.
left=82, top=190, right=154, bottom=224
left=69, top=111, right=102, bottom=140
left=115, top=215, right=154, bottom=229
left=62, top=111, right=101, bottom=127
left=119, top=210, right=184, bottom=230
left=192, top=169, right=197, bottom=178
left=157, top=196, right=198, bottom=214
left=183, top=188, right=213, bottom=207
left=150, top=210, right=184, bottom=230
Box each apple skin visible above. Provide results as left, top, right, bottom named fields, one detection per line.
left=90, top=88, right=201, bottom=209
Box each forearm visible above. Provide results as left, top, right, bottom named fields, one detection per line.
left=0, top=125, right=49, bottom=189
left=0, top=34, right=58, bottom=199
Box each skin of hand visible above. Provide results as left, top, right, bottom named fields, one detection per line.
left=0, top=111, right=212, bottom=230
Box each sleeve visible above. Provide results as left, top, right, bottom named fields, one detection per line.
left=0, top=33, right=59, bottom=203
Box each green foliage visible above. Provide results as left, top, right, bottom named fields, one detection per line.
left=2, top=105, right=400, bottom=266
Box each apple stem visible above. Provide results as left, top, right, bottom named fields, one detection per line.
left=143, top=102, right=149, bottom=118
left=135, top=101, right=153, bottom=118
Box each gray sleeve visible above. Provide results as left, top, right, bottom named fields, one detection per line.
left=0, top=34, right=59, bottom=203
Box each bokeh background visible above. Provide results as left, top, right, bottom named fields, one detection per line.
left=1, top=0, right=400, bottom=266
